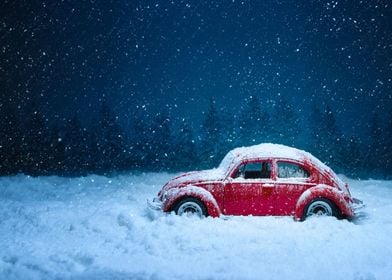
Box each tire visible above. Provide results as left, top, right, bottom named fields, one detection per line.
left=304, top=198, right=338, bottom=220
left=173, top=197, right=208, bottom=218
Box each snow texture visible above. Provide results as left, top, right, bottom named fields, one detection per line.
left=0, top=173, right=391, bottom=280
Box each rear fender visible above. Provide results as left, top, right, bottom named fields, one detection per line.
left=294, top=184, right=353, bottom=221
left=163, top=185, right=221, bottom=217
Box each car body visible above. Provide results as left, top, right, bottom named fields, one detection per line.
left=149, top=143, right=364, bottom=220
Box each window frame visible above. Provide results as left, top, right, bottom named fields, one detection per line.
left=230, top=159, right=273, bottom=181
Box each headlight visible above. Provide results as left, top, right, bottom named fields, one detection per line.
left=162, top=191, right=168, bottom=202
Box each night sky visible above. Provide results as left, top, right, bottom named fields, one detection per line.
left=1, top=0, right=392, bottom=132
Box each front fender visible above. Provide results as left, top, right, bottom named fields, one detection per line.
left=294, top=184, right=354, bottom=221
left=163, top=185, right=222, bottom=217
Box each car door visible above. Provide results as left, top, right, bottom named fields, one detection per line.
left=274, top=160, right=316, bottom=215
left=223, top=160, right=275, bottom=216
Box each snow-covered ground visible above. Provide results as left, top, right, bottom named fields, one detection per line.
left=0, top=173, right=391, bottom=280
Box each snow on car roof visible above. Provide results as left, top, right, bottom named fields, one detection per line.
left=232, top=143, right=312, bottom=161
left=221, top=143, right=333, bottom=175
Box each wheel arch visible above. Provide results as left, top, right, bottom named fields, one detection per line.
left=294, top=184, right=353, bottom=221
left=164, top=185, right=222, bottom=217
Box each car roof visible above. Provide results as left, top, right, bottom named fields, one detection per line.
left=229, top=143, right=329, bottom=171
left=218, top=143, right=345, bottom=190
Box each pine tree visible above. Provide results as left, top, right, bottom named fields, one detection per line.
left=129, top=107, right=150, bottom=169
left=84, top=127, right=100, bottom=172
left=147, top=111, right=173, bottom=169
left=95, top=101, right=126, bottom=172
left=271, top=98, right=300, bottom=146
left=200, top=98, right=223, bottom=168
left=47, top=125, right=66, bottom=173
left=323, top=105, right=344, bottom=167
left=309, top=104, right=343, bottom=168
left=218, top=109, right=238, bottom=154
left=62, top=115, right=85, bottom=174
left=384, top=113, right=392, bottom=178
left=0, top=100, right=21, bottom=175
left=237, top=95, right=270, bottom=145
left=173, top=119, right=198, bottom=170
left=309, top=104, right=324, bottom=154
left=367, top=112, right=384, bottom=174
left=341, top=135, right=364, bottom=178
left=20, top=101, right=51, bottom=175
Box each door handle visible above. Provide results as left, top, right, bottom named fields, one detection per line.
left=262, top=183, right=274, bottom=188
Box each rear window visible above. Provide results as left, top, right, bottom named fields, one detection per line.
left=277, top=162, right=310, bottom=178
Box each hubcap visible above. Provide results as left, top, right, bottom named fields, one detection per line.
left=307, top=200, right=333, bottom=217
left=178, top=202, right=203, bottom=217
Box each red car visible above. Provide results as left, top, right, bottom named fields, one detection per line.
left=149, top=143, right=363, bottom=220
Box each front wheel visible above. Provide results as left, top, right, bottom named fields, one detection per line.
left=173, top=197, right=207, bottom=218
left=304, top=198, right=338, bottom=220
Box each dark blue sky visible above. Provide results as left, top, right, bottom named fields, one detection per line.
left=1, top=0, right=391, bottom=134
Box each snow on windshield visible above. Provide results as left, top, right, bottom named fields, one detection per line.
left=218, top=150, right=237, bottom=172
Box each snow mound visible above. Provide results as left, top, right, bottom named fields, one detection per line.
left=0, top=173, right=391, bottom=279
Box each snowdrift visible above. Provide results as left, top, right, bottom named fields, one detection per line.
left=0, top=173, right=391, bottom=279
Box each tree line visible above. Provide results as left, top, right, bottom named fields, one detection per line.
left=0, top=96, right=391, bottom=178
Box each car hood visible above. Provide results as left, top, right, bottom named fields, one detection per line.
left=160, top=168, right=226, bottom=193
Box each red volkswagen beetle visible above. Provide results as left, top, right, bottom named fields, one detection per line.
left=149, top=143, right=363, bottom=220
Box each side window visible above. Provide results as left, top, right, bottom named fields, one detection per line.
left=233, top=161, right=271, bottom=179
left=277, top=162, right=310, bottom=178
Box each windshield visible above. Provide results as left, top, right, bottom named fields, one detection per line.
left=218, top=151, right=237, bottom=175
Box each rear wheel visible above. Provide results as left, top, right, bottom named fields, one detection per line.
left=304, top=198, right=338, bottom=220
left=174, top=197, right=207, bottom=218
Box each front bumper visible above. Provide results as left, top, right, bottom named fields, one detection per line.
left=352, top=197, right=365, bottom=216
left=147, top=197, right=163, bottom=211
